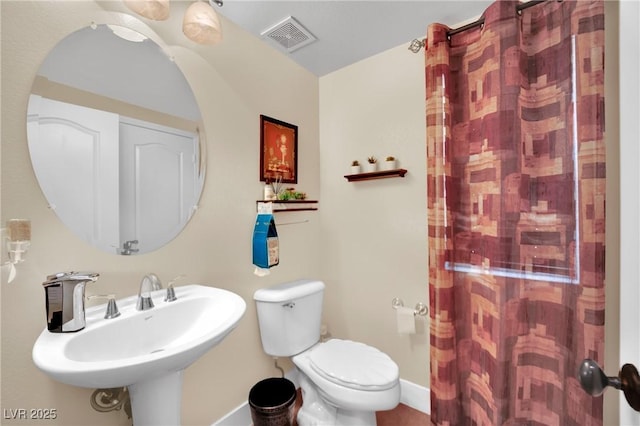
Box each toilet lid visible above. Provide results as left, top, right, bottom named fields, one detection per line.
left=308, top=339, right=399, bottom=391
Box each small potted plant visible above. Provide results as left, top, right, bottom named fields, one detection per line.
left=365, top=156, right=378, bottom=173
left=350, top=160, right=361, bottom=174
left=278, top=188, right=307, bottom=200
left=383, top=156, right=397, bottom=170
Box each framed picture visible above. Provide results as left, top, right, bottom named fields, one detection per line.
left=260, top=115, right=298, bottom=184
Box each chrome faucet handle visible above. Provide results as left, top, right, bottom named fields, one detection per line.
left=105, top=298, right=120, bottom=319
left=164, top=274, right=185, bottom=302
left=87, top=294, right=121, bottom=319
left=164, top=285, right=177, bottom=302
left=168, top=274, right=186, bottom=286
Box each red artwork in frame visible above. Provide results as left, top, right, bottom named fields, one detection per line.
left=260, top=115, right=298, bottom=184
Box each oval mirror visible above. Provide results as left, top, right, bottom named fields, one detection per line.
left=27, top=24, right=205, bottom=255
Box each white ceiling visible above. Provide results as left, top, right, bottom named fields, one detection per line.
left=94, top=1, right=493, bottom=77
left=217, top=1, right=492, bottom=76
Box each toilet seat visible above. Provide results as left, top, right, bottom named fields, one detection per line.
left=308, top=339, right=399, bottom=391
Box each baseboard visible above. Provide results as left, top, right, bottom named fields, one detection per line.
left=212, top=400, right=252, bottom=426
left=399, top=378, right=430, bottom=415
left=212, top=372, right=429, bottom=426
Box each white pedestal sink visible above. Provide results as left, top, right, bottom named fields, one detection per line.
left=32, top=284, right=246, bottom=425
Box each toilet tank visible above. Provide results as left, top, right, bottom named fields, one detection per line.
left=254, top=279, right=325, bottom=357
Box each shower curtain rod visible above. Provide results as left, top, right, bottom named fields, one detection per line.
left=447, top=0, right=549, bottom=37
left=408, top=0, right=557, bottom=52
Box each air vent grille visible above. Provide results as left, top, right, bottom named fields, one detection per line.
left=261, top=16, right=316, bottom=53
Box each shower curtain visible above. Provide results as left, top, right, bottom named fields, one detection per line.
left=426, top=1, right=605, bottom=425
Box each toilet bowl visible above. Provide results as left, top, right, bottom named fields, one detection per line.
left=254, top=280, right=400, bottom=426
left=293, top=339, right=400, bottom=425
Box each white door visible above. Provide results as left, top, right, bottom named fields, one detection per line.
left=619, top=2, right=640, bottom=425
left=26, top=95, right=120, bottom=253
left=119, top=117, right=198, bottom=254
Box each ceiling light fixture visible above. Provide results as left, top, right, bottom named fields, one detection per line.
left=182, top=0, right=223, bottom=45
left=123, top=0, right=224, bottom=46
left=123, top=0, right=170, bottom=21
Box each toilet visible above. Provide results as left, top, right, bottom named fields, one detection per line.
left=254, top=279, right=400, bottom=426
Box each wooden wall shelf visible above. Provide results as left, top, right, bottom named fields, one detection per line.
left=256, top=200, right=318, bottom=212
left=344, top=168, right=408, bottom=182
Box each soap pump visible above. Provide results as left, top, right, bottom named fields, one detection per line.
left=42, top=271, right=99, bottom=332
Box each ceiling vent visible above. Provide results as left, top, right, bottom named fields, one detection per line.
left=260, top=16, right=317, bottom=53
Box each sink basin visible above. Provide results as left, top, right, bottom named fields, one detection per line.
left=32, top=284, right=246, bottom=425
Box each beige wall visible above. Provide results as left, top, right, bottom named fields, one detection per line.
left=318, top=46, right=429, bottom=387
left=1, top=1, right=320, bottom=425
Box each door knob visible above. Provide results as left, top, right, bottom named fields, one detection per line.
left=579, top=359, right=640, bottom=411
left=578, top=359, right=621, bottom=396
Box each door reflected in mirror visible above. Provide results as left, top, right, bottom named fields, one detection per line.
left=27, top=24, right=205, bottom=255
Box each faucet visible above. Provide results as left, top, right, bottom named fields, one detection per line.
left=42, top=271, right=99, bottom=333
left=136, top=273, right=162, bottom=311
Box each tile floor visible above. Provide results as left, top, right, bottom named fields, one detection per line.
left=375, top=403, right=431, bottom=425
left=291, top=390, right=431, bottom=425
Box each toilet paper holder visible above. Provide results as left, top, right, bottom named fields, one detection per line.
left=392, top=298, right=428, bottom=316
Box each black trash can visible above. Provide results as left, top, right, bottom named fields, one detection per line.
left=249, top=377, right=296, bottom=426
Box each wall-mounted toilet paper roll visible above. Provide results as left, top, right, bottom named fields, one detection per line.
left=396, top=306, right=416, bottom=334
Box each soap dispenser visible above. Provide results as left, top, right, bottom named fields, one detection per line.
left=42, top=271, right=99, bottom=333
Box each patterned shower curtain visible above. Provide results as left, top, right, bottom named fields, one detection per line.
left=426, top=1, right=605, bottom=425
